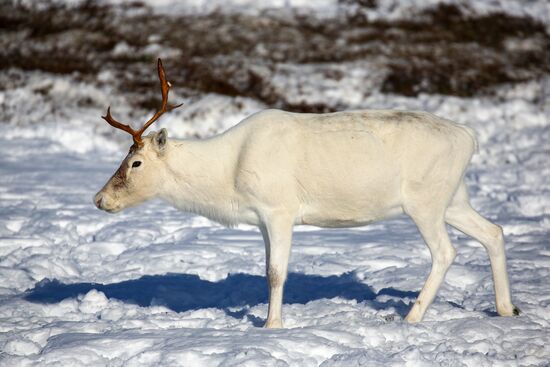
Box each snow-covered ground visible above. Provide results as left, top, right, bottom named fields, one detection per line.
left=1, top=1, right=550, bottom=366
left=2, top=79, right=549, bottom=365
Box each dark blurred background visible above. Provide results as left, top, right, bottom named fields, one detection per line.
left=1, top=0, right=549, bottom=140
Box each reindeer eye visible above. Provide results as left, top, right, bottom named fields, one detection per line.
left=132, top=161, right=142, bottom=168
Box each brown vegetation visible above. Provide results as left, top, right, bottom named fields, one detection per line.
left=1, top=0, right=548, bottom=111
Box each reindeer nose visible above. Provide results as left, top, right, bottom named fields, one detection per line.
left=94, top=194, right=104, bottom=209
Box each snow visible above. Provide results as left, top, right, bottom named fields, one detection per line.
left=103, top=0, right=550, bottom=31
left=1, top=1, right=550, bottom=366
left=1, top=87, right=549, bottom=366
left=30, top=0, right=550, bottom=29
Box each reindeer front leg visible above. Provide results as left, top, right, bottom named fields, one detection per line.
left=261, top=214, right=294, bottom=328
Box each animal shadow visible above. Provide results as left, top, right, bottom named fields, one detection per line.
left=24, top=272, right=418, bottom=324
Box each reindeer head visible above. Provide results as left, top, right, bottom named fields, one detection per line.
left=94, top=59, right=182, bottom=213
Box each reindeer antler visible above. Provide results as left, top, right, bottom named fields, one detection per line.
left=102, top=58, right=182, bottom=147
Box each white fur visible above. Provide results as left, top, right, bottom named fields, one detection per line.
left=95, top=109, right=517, bottom=327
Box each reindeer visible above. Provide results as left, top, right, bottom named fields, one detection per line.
left=94, top=59, right=519, bottom=328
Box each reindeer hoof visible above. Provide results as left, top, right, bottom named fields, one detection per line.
left=497, top=304, right=521, bottom=317
left=404, top=313, right=421, bottom=323
left=263, top=319, right=283, bottom=328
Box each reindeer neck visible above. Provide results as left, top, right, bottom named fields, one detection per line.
left=158, top=135, right=241, bottom=226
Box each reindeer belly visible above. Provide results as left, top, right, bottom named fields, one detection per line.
left=297, top=178, right=403, bottom=227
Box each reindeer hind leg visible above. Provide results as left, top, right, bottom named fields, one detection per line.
left=445, top=182, right=518, bottom=316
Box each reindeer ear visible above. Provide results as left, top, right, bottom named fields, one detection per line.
left=153, top=128, right=168, bottom=150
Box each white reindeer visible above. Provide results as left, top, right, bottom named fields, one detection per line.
left=94, top=59, right=518, bottom=328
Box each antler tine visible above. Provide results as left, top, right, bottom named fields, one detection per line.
left=102, top=106, right=139, bottom=138
left=101, top=59, right=181, bottom=148
left=138, top=59, right=183, bottom=138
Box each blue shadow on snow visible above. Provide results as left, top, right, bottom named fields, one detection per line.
left=24, top=272, right=418, bottom=322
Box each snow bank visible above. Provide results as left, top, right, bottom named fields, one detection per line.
left=114, top=0, right=550, bottom=29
